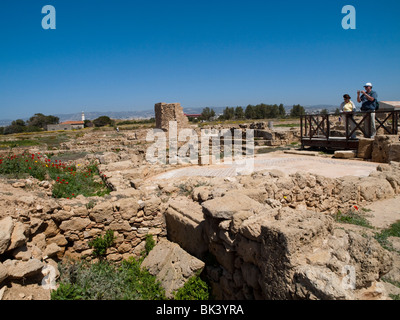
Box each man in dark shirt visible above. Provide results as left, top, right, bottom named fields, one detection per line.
left=357, top=82, right=377, bottom=138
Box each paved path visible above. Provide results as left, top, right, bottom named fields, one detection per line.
left=152, top=152, right=378, bottom=180
left=364, top=195, right=400, bottom=229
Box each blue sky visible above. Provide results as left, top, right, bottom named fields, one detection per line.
left=0, top=0, right=399, bottom=120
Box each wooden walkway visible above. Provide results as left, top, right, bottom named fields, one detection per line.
left=300, top=110, right=400, bottom=150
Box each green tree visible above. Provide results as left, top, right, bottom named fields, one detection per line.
left=245, top=105, right=256, bottom=119
left=12, top=119, right=26, bottom=127
left=222, top=107, right=235, bottom=120
left=254, top=104, right=265, bottom=119
left=200, top=107, right=216, bottom=121
left=28, top=113, right=59, bottom=129
left=334, top=108, right=341, bottom=116
left=84, top=120, right=93, bottom=128
left=234, top=106, right=245, bottom=119
left=270, top=104, right=279, bottom=118
left=4, top=119, right=26, bottom=134
left=290, top=104, right=306, bottom=117
left=320, top=109, right=329, bottom=115
left=93, top=116, right=113, bottom=127
left=278, top=104, right=286, bottom=118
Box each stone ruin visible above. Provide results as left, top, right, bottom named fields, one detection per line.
left=154, top=102, right=189, bottom=132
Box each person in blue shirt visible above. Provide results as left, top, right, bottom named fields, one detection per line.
left=357, top=82, right=378, bottom=138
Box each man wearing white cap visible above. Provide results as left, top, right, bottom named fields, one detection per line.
left=357, top=82, right=378, bottom=138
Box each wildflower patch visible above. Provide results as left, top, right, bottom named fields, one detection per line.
left=0, top=152, right=110, bottom=199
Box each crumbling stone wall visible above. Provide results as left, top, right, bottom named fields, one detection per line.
left=0, top=191, right=168, bottom=289
left=199, top=203, right=391, bottom=300
left=155, top=102, right=189, bottom=131
left=162, top=162, right=400, bottom=300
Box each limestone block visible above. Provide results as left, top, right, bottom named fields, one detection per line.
left=388, top=142, right=400, bottom=162
left=8, top=222, right=28, bottom=251
left=5, top=259, right=44, bottom=280
left=334, top=150, right=356, bottom=159
left=0, top=217, right=14, bottom=254
left=202, top=192, right=264, bottom=220
left=59, top=217, right=91, bottom=232
left=141, top=239, right=205, bottom=298
left=357, top=138, right=374, bottom=159
left=165, top=197, right=207, bottom=259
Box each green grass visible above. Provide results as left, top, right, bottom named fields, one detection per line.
left=374, top=221, right=400, bottom=252
left=334, top=210, right=374, bottom=229
left=0, top=139, right=40, bottom=149
left=382, top=277, right=400, bottom=300
left=1, top=133, right=72, bottom=150
left=47, top=151, right=89, bottom=162
left=274, top=123, right=300, bottom=128
left=35, top=133, right=70, bottom=149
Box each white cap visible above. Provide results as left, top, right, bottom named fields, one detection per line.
left=364, top=82, right=373, bottom=87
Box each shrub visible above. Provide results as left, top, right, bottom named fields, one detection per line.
left=51, top=258, right=166, bottom=300
left=88, top=230, right=115, bottom=258
left=51, top=282, right=83, bottom=300
left=144, top=234, right=155, bottom=256
left=174, top=274, right=210, bottom=300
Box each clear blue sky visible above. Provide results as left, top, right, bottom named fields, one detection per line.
left=1, top=0, right=399, bottom=120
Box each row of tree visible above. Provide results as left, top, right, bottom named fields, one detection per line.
left=0, top=113, right=59, bottom=135
left=0, top=114, right=118, bottom=135
left=200, top=104, right=306, bottom=121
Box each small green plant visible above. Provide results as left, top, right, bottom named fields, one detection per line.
left=334, top=209, right=373, bottom=229
left=390, top=293, right=400, bottom=300
left=177, top=183, right=193, bottom=197
left=174, top=274, right=210, bottom=300
left=51, top=282, right=83, bottom=300
left=88, top=230, right=115, bottom=258
left=86, top=199, right=96, bottom=210
left=144, top=234, right=155, bottom=256
left=374, top=221, right=400, bottom=252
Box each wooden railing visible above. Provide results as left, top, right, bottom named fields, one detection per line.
left=300, top=110, right=399, bottom=149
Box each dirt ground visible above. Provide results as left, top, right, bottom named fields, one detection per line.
left=1, top=279, right=51, bottom=300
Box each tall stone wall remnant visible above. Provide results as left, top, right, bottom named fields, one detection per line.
left=155, top=102, right=189, bottom=132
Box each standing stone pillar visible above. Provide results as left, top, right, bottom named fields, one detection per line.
left=154, top=102, right=189, bottom=132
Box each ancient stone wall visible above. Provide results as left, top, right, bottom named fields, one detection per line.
left=162, top=162, right=400, bottom=300
left=0, top=192, right=168, bottom=288
left=154, top=102, right=189, bottom=131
